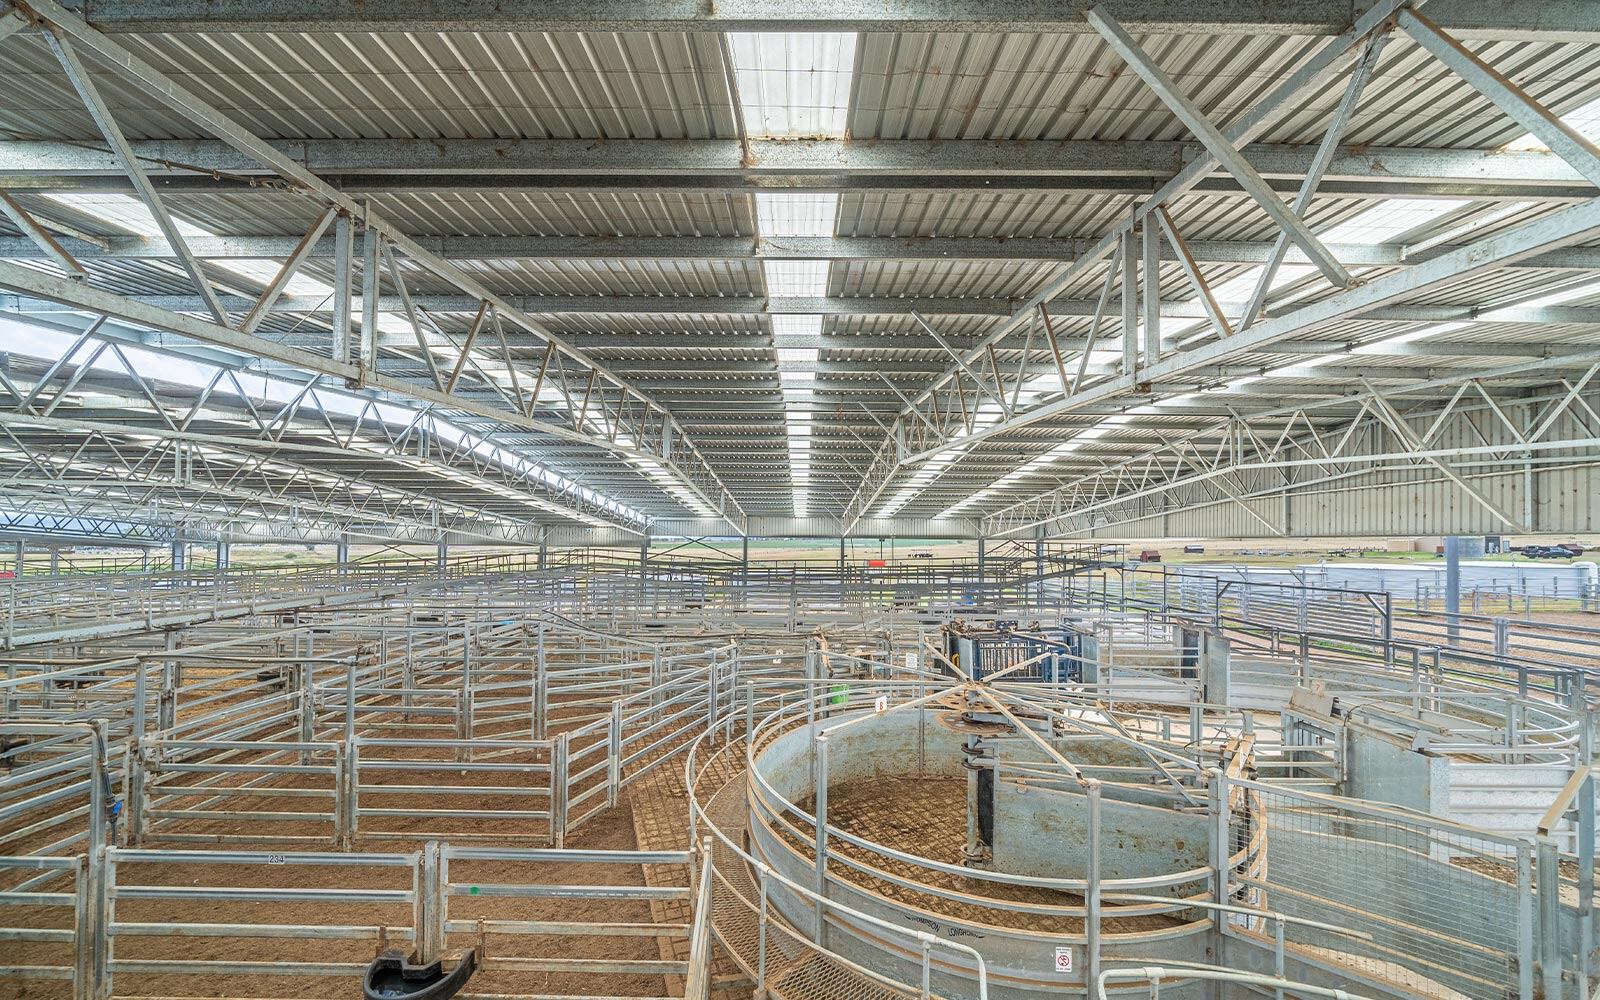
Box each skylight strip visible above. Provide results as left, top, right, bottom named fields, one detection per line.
left=726, top=32, right=858, bottom=139
left=757, top=193, right=839, bottom=237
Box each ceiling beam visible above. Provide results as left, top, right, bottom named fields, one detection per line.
left=901, top=196, right=1600, bottom=472
left=13, top=294, right=1600, bottom=329
left=13, top=0, right=748, bottom=535
left=0, top=139, right=1585, bottom=192
left=12, top=234, right=1600, bottom=269
left=66, top=0, right=1600, bottom=41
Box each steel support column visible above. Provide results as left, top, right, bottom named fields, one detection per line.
left=1141, top=219, right=1161, bottom=364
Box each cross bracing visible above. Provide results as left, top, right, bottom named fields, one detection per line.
left=0, top=0, right=1598, bottom=542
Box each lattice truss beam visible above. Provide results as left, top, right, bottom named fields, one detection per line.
left=0, top=320, right=648, bottom=541
left=0, top=505, right=180, bottom=543
left=0, top=0, right=746, bottom=536
left=980, top=363, right=1600, bottom=538
left=2, top=0, right=1600, bottom=538
left=841, top=0, right=1600, bottom=533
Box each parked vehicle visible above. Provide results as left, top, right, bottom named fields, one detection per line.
left=1520, top=545, right=1571, bottom=559
left=1557, top=542, right=1586, bottom=556
left=1182, top=544, right=1205, bottom=554
left=1138, top=550, right=1162, bottom=562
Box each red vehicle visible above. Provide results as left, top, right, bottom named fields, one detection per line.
left=1139, top=550, right=1162, bottom=563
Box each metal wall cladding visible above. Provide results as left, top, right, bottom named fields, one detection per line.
left=1064, top=389, right=1600, bottom=540
left=1316, top=560, right=1600, bottom=595
left=1068, top=461, right=1600, bottom=541
left=1115, top=559, right=1599, bottom=595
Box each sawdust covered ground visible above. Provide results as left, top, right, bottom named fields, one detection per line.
left=789, top=775, right=1184, bottom=934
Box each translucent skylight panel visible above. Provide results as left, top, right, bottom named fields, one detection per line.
left=1506, top=95, right=1600, bottom=150
left=1349, top=320, right=1468, bottom=352
left=223, top=259, right=336, bottom=298
left=764, top=260, right=830, bottom=296
left=46, top=193, right=340, bottom=303
left=43, top=192, right=205, bottom=241
left=771, top=314, right=824, bottom=337
left=727, top=32, right=857, bottom=138
left=757, top=193, right=839, bottom=237
left=1208, top=264, right=1317, bottom=304
left=1488, top=277, right=1600, bottom=312
left=1318, top=199, right=1469, bottom=245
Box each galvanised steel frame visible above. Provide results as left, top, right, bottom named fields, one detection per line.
left=979, top=368, right=1600, bottom=539
left=0, top=316, right=653, bottom=542
left=838, top=1, right=1600, bottom=532
left=36, top=0, right=1600, bottom=37
left=0, top=0, right=748, bottom=539
left=1, top=563, right=1597, bottom=999
left=0, top=0, right=1596, bottom=538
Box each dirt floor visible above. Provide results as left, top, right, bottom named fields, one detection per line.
left=1, top=787, right=688, bottom=998
left=2, top=792, right=675, bottom=1000
left=788, top=776, right=1185, bottom=934
left=0, top=678, right=699, bottom=1000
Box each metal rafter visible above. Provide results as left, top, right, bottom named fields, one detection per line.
left=56, top=0, right=1600, bottom=40
left=2, top=0, right=747, bottom=535
left=837, top=0, right=1415, bottom=533
left=980, top=359, right=1600, bottom=538
left=0, top=139, right=1591, bottom=196
left=0, top=321, right=652, bottom=536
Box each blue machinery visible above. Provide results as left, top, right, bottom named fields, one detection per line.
left=944, top=622, right=1087, bottom=683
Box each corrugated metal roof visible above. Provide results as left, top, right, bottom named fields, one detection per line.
left=2, top=13, right=1598, bottom=529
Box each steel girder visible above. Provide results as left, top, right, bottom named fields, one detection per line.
left=0, top=419, right=625, bottom=542
left=57, top=0, right=1600, bottom=41
left=0, top=319, right=653, bottom=537
left=979, top=363, right=1600, bottom=538
left=0, top=0, right=748, bottom=535
left=0, top=140, right=1589, bottom=198
left=0, top=503, right=179, bottom=543
left=9, top=235, right=1600, bottom=268
left=13, top=294, right=1600, bottom=327
left=838, top=4, right=1600, bottom=535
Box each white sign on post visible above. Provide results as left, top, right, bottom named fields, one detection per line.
left=873, top=694, right=889, bottom=713
left=906, top=652, right=919, bottom=671
left=1053, top=947, right=1073, bottom=973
